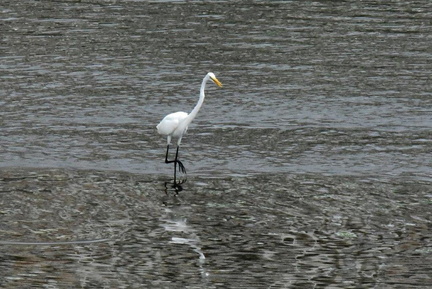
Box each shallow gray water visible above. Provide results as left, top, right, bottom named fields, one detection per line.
left=2, top=0, right=431, bottom=179
left=1, top=0, right=431, bottom=288
left=1, top=169, right=431, bottom=288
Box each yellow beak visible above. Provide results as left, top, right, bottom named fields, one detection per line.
left=211, top=77, right=223, bottom=88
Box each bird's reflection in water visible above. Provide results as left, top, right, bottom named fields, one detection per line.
left=164, top=178, right=186, bottom=194
left=159, top=208, right=209, bottom=281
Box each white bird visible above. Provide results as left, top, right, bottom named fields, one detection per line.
left=156, top=72, right=223, bottom=185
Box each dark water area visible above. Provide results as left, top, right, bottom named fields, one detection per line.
left=1, top=169, right=431, bottom=288
left=1, top=0, right=431, bottom=288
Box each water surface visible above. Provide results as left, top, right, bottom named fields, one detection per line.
left=1, top=169, right=431, bottom=288
left=1, top=0, right=431, bottom=288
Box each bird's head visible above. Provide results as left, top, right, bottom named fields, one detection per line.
left=208, top=72, right=223, bottom=88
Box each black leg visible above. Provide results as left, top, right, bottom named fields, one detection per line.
left=164, top=144, right=178, bottom=166
left=164, top=144, right=170, bottom=163
left=174, top=146, right=186, bottom=174
left=164, top=181, right=183, bottom=194
left=174, top=150, right=178, bottom=184
left=164, top=145, right=187, bottom=187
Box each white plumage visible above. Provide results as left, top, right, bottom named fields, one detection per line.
left=156, top=111, right=188, bottom=145
left=156, top=72, right=223, bottom=184
left=157, top=72, right=222, bottom=146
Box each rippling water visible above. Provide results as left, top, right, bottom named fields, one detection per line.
left=2, top=0, right=431, bottom=178
left=1, top=0, right=431, bottom=288
left=1, top=169, right=431, bottom=288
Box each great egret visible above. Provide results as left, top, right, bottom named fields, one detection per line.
left=156, top=72, right=223, bottom=185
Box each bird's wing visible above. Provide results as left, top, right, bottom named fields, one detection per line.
left=156, top=111, right=188, bottom=135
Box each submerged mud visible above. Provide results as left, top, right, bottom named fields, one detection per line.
left=1, top=168, right=431, bottom=288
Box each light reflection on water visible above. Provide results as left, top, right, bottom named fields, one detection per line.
left=1, top=0, right=431, bottom=287
left=0, top=169, right=431, bottom=288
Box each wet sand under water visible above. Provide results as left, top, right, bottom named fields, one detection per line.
left=1, top=0, right=431, bottom=287
left=0, top=168, right=431, bottom=288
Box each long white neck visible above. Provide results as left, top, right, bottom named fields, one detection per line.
left=182, top=73, right=211, bottom=127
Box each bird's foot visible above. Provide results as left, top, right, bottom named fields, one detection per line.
left=176, top=160, right=187, bottom=174
left=173, top=183, right=183, bottom=193
left=172, top=179, right=186, bottom=193
left=164, top=181, right=184, bottom=194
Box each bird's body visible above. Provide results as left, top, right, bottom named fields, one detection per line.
left=156, top=72, right=223, bottom=187
left=156, top=111, right=188, bottom=144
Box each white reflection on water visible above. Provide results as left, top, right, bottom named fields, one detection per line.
left=161, top=208, right=209, bottom=280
